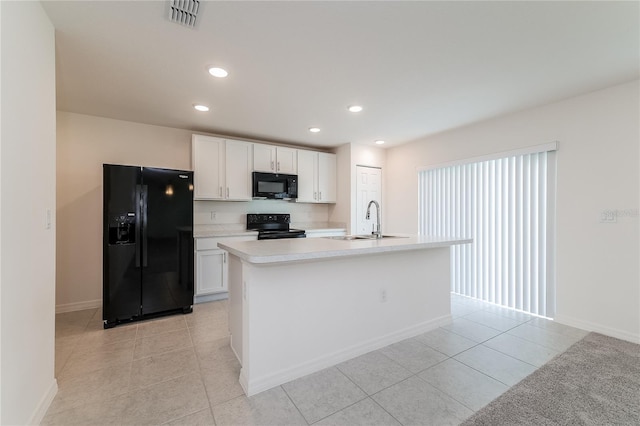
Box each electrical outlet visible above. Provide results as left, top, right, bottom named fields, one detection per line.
left=380, top=288, right=387, bottom=303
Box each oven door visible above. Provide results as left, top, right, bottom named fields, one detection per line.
left=258, top=230, right=306, bottom=240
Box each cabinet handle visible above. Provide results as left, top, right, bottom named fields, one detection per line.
left=313, top=191, right=317, bottom=200
left=223, top=252, right=226, bottom=263
left=319, top=191, right=322, bottom=201
left=226, top=187, right=229, bottom=198
left=271, top=161, right=274, bottom=171
left=219, top=187, right=222, bottom=197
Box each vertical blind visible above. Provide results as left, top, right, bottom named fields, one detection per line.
left=418, top=146, right=556, bottom=317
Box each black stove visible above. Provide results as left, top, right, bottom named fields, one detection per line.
left=247, top=213, right=306, bottom=240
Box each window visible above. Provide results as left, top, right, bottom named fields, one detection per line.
left=418, top=143, right=557, bottom=317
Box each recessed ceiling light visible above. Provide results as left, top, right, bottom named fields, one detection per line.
left=375, top=140, right=385, bottom=145
left=208, top=67, right=228, bottom=78
left=193, top=104, right=209, bottom=112
left=348, top=105, right=363, bottom=113
left=309, top=127, right=321, bottom=133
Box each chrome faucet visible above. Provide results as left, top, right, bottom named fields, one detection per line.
left=365, top=200, right=382, bottom=239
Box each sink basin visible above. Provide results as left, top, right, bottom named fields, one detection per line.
left=326, top=235, right=408, bottom=241
left=325, top=235, right=372, bottom=240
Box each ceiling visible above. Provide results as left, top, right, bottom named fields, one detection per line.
left=42, top=1, right=639, bottom=149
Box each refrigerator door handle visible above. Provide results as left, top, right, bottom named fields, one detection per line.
left=135, top=185, right=142, bottom=268
left=142, top=185, right=148, bottom=268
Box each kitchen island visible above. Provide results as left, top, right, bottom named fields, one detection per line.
left=219, top=235, right=471, bottom=396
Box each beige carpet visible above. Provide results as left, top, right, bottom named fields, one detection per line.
left=461, top=332, right=640, bottom=425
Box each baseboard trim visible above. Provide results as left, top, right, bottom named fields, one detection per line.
left=554, top=314, right=640, bottom=344
left=194, top=292, right=228, bottom=304
left=242, top=314, right=452, bottom=396
left=27, top=378, right=58, bottom=425
left=55, top=299, right=101, bottom=314
left=55, top=293, right=227, bottom=313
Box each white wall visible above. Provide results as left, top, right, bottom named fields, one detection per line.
left=57, top=112, right=193, bottom=310
left=386, top=80, right=640, bottom=343
left=1, top=1, right=58, bottom=423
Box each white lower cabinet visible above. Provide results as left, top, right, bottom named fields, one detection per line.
left=196, top=249, right=227, bottom=295
left=195, top=235, right=257, bottom=301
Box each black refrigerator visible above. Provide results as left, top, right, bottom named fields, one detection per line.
left=103, top=164, right=194, bottom=328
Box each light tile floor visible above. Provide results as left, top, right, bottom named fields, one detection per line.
left=42, top=295, right=588, bottom=425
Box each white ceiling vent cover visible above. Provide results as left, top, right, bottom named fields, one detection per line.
left=168, top=0, right=200, bottom=28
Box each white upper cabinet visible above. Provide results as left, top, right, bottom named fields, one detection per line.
left=296, top=150, right=317, bottom=203
left=296, top=150, right=336, bottom=203
left=192, top=135, right=225, bottom=200
left=276, top=147, right=298, bottom=174
left=192, top=135, right=252, bottom=201
left=317, top=152, right=337, bottom=203
left=253, top=143, right=297, bottom=174
left=193, top=135, right=334, bottom=203
left=225, top=140, right=253, bottom=200
left=252, top=143, right=276, bottom=173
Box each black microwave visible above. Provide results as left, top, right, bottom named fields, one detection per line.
left=252, top=172, right=298, bottom=199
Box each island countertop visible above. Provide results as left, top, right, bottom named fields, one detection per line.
left=218, top=235, right=471, bottom=264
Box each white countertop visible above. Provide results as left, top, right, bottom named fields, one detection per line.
left=290, top=222, right=346, bottom=232
left=194, top=225, right=259, bottom=238
left=194, top=222, right=346, bottom=238
left=218, top=235, right=472, bottom=264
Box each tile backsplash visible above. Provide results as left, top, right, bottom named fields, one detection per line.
left=194, top=200, right=330, bottom=225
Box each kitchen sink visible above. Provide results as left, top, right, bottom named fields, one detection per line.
left=326, top=235, right=408, bottom=241
left=326, top=235, right=371, bottom=240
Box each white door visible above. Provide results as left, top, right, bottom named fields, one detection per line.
left=356, top=166, right=382, bottom=235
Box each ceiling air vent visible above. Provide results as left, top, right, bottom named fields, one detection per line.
left=168, top=0, right=200, bottom=28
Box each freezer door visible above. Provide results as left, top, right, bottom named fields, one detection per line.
left=103, top=164, right=142, bottom=323
left=140, top=168, right=194, bottom=315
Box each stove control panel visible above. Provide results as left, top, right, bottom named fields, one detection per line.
left=247, top=213, right=290, bottom=225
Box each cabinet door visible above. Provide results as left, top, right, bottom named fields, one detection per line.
left=192, top=135, right=224, bottom=200
left=226, top=140, right=253, bottom=200
left=296, top=150, right=317, bottom=203
left=196, top=249, right=227, bottom=295
left=276, top=147, right=298, bottom=174
left=253, top=143, right=276, bottom=172
left=317, top=152, right=337, bottom=203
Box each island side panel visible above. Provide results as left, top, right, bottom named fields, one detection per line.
left=236, top=247, right=451, bottom=396
left=228, top=254, right=244, bottom=364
